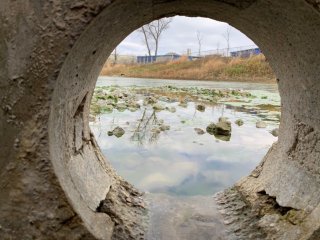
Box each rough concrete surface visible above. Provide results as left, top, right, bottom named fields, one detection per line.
left=0, top=0, right=320, bottom=239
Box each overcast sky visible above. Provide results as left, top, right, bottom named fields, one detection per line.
left=115, top=16, right=257, bottom=56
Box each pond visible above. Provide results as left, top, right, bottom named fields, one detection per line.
left=90, top=76, right=280, bottom=196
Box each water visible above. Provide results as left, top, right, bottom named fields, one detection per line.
left=97, top=76, right=279, bottom=92
left=91, top=76, right=280, bottom=196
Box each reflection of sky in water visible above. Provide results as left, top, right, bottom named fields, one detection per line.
left=91, top=78, right=279, bottom=196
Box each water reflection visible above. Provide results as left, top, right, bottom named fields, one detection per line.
left=130, top=109, right=162, bottom=145
left=90, top=78, right=279, bottom=196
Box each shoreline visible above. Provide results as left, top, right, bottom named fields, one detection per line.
left=99, top=74, right=277, bottom=84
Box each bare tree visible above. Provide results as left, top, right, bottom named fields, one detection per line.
left=139, top=18, right=172, bottom=60
left=223, top=25, right=232, bottom=57
left=110, top=48, right=118, bottom=64
left=196, top=30, right=203, bottom=57
left=114, top=47, right=118, bottom=64
left=140, top=26, right=152, bottom=56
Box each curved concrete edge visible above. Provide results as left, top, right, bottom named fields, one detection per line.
left=230, top=141, right=320, bottom=239
left=1, top=0, right=320, bottom=239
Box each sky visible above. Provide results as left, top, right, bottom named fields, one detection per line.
left=115, top=16, right=257, bottom=56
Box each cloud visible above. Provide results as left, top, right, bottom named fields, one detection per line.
left=116, top=16, right=257, bottom=56
left=138, top=160, right=199, bottom=191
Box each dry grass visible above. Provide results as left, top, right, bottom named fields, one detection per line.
left=166, top=55, right=189, bottom=65
left=100, top=54, right=276, bottom=83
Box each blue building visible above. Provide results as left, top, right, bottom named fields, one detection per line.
left=137, top=54, right=201, bottom=64
left=230, top=48, right=261, bottom=58
left=137, top=55, right=157, bottom=64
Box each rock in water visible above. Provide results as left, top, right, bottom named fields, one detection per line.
left=143, top=96, right=157, bottom=105
left=127, top=101, right=140, bottom=109
left=256, top=121, right=267, bottom=128
left=206, top=123, right=217, bottom=135
left=116, top=103, right=127, bottom=112
left=215, top=135, right=231, bottom=141
left=153, top=103, right=165, bottom=111
left=194, top=128, right=205, bottom=135
left=196, top=104, right=206, bottom=112
left=108, top=126, right=125, bottom=138
left=166, top=106, right=176, bottom=113
left=235, top=119, right=244, bottom=126
left=159, top=125, right=170, bottom=131
left=151, top=127, right=161, bottom=134
left=206, top=121, right=232, bottom=141
left=104, top=105, right=114, bottom=112
left=271, top=128, right=279, bottom=137
left=215, top=121, right=232, bottom=136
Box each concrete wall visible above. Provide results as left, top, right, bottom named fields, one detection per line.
left=0, top=0, right=320, bottom=239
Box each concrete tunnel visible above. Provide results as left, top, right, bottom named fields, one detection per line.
left=0, top=0, right=320, bottom=239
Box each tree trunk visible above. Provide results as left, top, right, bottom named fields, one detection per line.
left=142, top=26, right=152, bottom=57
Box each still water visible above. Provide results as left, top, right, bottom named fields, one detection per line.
left=91, top=77, right=280, bottom=196
left=96, top=76, right=279, bottom=92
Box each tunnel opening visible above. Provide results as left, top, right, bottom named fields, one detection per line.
left=2, top=0, right=320, bottom=239
left=37, top=0, right=320, bottom=239
left=89, top=16, right=280, bottom=199
left=84, top=16, right=285, bottom=239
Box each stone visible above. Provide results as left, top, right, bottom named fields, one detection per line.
left=194, top=128, right=205, bottom=135
left=116, top=103, right=127, bottom=112
left=153, top=103, right=165, bottom=111
left=214, top=135, right=231, bottom=142
left=271, top=128, right=279, bottom=137
left=151, top=127, right=161, bottom=134
left=128, top=107, right=138, bottom=112
left=256, top=121, right=267, bottom=128
left=206, top=121, right=232, bottom=140
left=196, top=104, right=206, bottom=112
left=166, top=106, right=176, bottom=113
left=159, top=125, right=170, bottom=131
left=215, top=121, right=232, bottom=136
left=235, top=119, right=244, bottom=126
left=102, top=104, right=114, bottom=112
left=206, top=123, right=217, bottom=135
left=127, top=101, right=140, bottom=109
left=108, top=127, right=125, bottom=138
left=143, top=96, right=157, bottom=105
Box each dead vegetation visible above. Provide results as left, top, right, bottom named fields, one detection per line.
left=101, top=54, right=275, bottom=83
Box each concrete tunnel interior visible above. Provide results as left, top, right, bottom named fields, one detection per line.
left=1, top=0, right=320, bottom=239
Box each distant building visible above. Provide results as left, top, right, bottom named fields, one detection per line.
left=230, top=47, right=261, bottom=58
left=137, top=56, right=157, bottom=64
left=137, top=53, right=201, bottom=64
left=107, top=54, right=136, bottom=64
